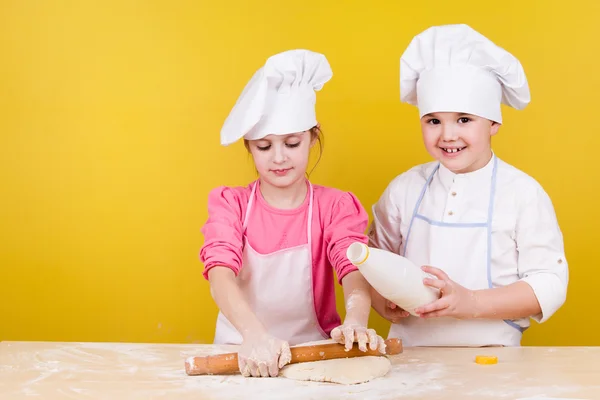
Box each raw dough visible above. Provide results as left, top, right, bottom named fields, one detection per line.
left=279, top=340, right=392, bottom=385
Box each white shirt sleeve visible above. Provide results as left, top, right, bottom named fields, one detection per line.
left=516, top=183, right=569, bottom=323
left=368, top=176, right=405, bottom=254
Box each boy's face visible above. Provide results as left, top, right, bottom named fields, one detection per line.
left=420, top=112, right=500, bottom=174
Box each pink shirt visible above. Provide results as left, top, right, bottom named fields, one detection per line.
left=200, top=180, right=369, bottom=336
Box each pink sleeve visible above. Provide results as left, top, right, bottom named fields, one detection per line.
left=199, top=186, right=245, bottom=280
left=324, top=192, right=369, bottom=283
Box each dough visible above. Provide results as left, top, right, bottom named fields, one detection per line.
left=279, top=340, right=392, bottom=385
left=280, top=355, right=391, bottom=385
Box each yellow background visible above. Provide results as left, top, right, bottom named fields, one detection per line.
left=1, top=1, right=598, bottom=346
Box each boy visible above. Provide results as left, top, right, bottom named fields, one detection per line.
left=368, top=24, right=569, bottom=347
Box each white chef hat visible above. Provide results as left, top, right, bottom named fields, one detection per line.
left=220, top=49, right=332, bottom=146
left=400, top=24, right=530, bottom=123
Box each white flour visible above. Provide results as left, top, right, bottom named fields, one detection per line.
left=466, top=386, right=590, bottom=399
left=2, top=342, right=598, bottom=399
left=161, top=361, right=449, bottom=400
left=2, top=342, right=448, bottom=399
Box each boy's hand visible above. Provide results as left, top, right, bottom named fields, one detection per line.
left=371, top=289, right=411, bottom=323
left=414, top=265, right=478, bottom=319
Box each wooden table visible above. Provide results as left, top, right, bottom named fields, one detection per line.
left=1, top=341, right=599, bottom=399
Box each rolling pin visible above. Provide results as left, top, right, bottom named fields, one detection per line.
left=185, top=338, right=402, bottom=376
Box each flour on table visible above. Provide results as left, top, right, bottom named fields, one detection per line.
left=279, top=339, right=391, bottom=385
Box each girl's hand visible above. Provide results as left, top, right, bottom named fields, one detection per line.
left=238, top=332, right=292, bottom=377
left=330, top=323, right=386, bottom=353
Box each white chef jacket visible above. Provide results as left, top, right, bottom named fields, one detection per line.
left=368, top=154, right=568, bottom=331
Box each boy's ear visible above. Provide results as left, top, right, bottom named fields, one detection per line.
left=490, top=121, right=501, bottom=136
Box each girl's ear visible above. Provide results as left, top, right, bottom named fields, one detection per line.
left=309, top=124, right=320, bottom=148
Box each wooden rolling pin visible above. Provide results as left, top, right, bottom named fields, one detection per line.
left=185, top=338, right=402, bottom=376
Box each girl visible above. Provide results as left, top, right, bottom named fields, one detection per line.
left=200, top=49, right=385, bottom=378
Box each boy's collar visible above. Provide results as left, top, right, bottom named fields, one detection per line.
left=437, top=152, right=496, bottom=190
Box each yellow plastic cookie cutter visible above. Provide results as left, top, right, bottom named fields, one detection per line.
left=475, top=355, right=498, bottom=365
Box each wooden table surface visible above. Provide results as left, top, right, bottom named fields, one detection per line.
left=1, top=340, right=599, bottom=399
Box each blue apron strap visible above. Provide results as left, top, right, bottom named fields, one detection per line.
left=403, top=163, right=440, bottom=257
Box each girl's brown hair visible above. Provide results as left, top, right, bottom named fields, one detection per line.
left=243, top=125, right=324, bottom=178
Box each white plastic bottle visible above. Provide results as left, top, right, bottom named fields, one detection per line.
left=346, top=242, right=440, bottom=316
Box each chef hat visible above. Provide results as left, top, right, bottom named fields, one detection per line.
left=400, top=24, right=530, bottom=123
left=220, top=49, right=332, bottom=146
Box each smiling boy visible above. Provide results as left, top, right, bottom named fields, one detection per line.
left=368, top=24, right=569, bottom=347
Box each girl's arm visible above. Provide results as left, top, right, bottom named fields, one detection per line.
left=208, top=267, right=291, bottom=377
left=201, top=188, right=290, bottom=378
left=331, top=271, right=386, bottom=352
left=207, top=267, right=267, bottom=338
left=324, top=192, right=386, bottom=353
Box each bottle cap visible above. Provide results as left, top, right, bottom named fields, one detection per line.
left=346, top=242, right=369, bottom=266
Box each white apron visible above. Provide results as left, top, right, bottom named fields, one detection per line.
left=389, top=157, right=524, bottom=347
left=213, top=180, right=328, bottom=346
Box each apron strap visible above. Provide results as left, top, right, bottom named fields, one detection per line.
left=402, top=163, right=440, bottom=257
left=242, top=180, right=314, bottom=246
left=485, top=156, right=499, bottom=288
left=242, top=181, right=258, bottom=231
left=306, top=181, right=313, bottom=245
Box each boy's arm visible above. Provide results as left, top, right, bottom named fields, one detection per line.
left=415, top=266, right=543, bottom=320
left=512, top=185, right=569, bottom=323
left=368, top=177, right=404, bottom=253
left=416, top=184, right=568, bottom=322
